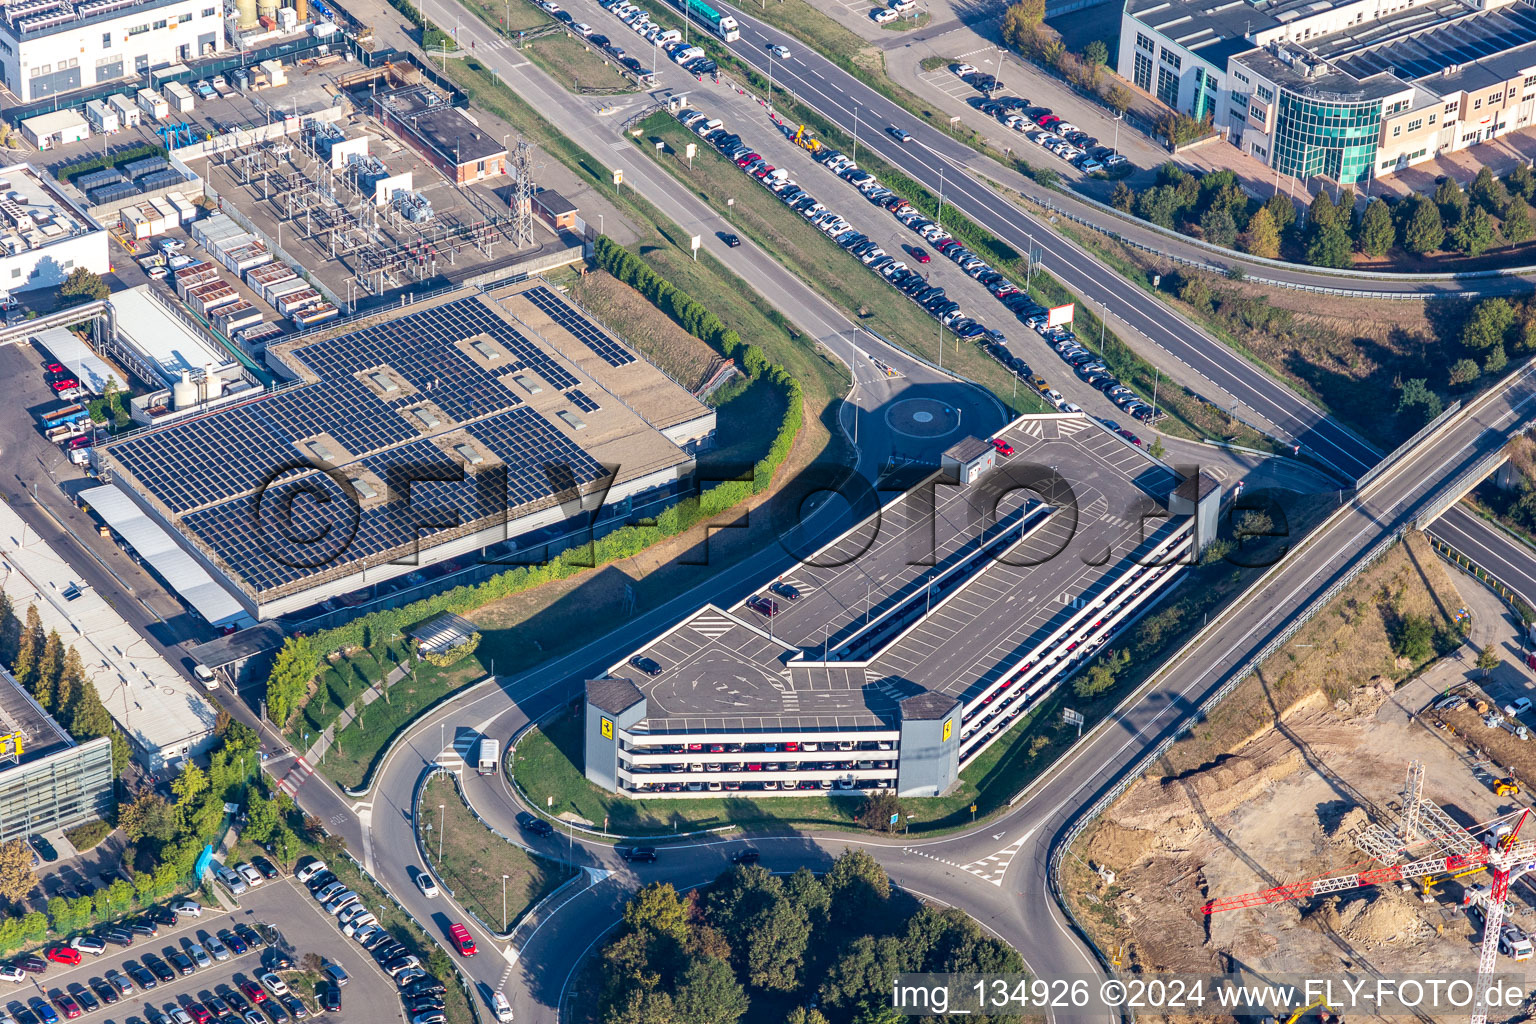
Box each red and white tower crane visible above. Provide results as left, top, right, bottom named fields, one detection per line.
left=1201, top=762, right=1536, bottom=1024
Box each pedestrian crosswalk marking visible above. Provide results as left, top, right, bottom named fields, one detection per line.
left=277, top=757, right=313, bottom=797
left=691, top=614, right=736, bottom=639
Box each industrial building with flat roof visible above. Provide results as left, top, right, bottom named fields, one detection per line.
left=373, top=85, right=508, bottom=185
left=1119, top=0, right=1536, bottom=183
left=0, top=665, right=114, bottom=845
left=584, top=414, right=1217, bottom=798
left=0, top=0, right=225, bottom=103
left=94, top=279, right=716, bottom=619
left=0, top=162, right=108, bottom=298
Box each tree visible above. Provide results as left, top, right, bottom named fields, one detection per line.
left=1510, top=162, right=1536, bottom=201
left=1109, top=181, right=1134, bottom=212
left=1200, top=206, right=1238, bottom=248
left=1435, top=176, right=1469, bottom=226
left=35, top=630, right=63, bottom=710
left=0, top=840, right=35, bottom=903
left=1504, top=199, right=1533, bottom=245
left=1103, top=84, right=1132, bottom=115
left=820, top=935, right=909, bottom=1010
left=1356, top=198, right=1396, bottom=256
left=171, top=762, right=208, bottom=806
left=10, top=606, right=41, bottom=692
left=264, top=635, right=319, bottom=728
left=1074, top=649, right=1130, bottom=698
left=854, top=789, right=904, bottom=832
left=243, top=791, right=280, bottom=846
left=0, top=593, right=17, bottom=670
left=1396, top=378, right=1444, bottom=426
left=1081, top=39, right=1108, bottom=66
left=1336, top=186, right=1356, bottom=225
left=1179, top=276, right=1212, bottom=313
left=785, top=1011, right=830, bottom=1024
left=1305, top=220, right=1352, bottom=268
left=69, top=675, right=112, bottom=740
left=1478, top=645, right=1501, bottom=678
left=1472, top=166, right=1508, bottom=214
left=1450, top=358, right=1482, bottom=386
left=1402, top=195, right=1445, bottom=255
left=1235, top=510, right=1275, bottom=543
left=1454, top=205, right=1497, bottom=256
left=1487, top=343, right=1509, bottom=375
left=783, top=868, right=829, bottom=931
left=1263, top=193, right=1297, bottom=234
left=121, top=793, right=176, bottom=842
left=1307, top=190, right=1337, bottom=229
left=673, top=956, right=748, bottom=1024
left=56, top=646, right=86, bottom=720
left=1239, top=206, right=1280, bottom=259
left=427, top=946, right=454, bottom=984
left=1147, top=436, right=1166, bottom=459
left=59, top=268, right=108, bottom=305
left=1394, top=614, right=1435, bottom=663
left=824, top=849, right=890, bottom=931
left=624, top=882, right=689, bottom=944
left=1000, top=0, right=1045, bottom=42
left=1462, top=298, right=1515, bottom=352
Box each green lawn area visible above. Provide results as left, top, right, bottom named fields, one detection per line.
left=523, top=33, right=639, bottom=93
left=458, top=0, right=551, bottom=35
left=318, top=658, right=487, bottom=790
left=286, top=638, right=412, bottom=747
left=701, top=376, right=786, bottom=473
left=635, top=112, right=1047, bottom=417
left=420, top=776, right=575, bottom=932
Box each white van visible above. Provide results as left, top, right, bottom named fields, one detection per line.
left=193, top=664, right=219, bottom=690
left=673, top=44, right=705, bottom=64
left=657, top=28, right=681, bottom=44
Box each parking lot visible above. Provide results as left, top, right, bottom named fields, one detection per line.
left=0, top=880, right=405, bottom=1024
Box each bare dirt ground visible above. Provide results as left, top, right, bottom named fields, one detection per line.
left=1062, top=536, right=1531, bottom=1015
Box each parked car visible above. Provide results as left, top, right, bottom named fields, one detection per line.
left=44, top=948, right=80, bottom=967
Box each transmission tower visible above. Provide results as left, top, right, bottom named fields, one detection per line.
left=511, top=138, right=535, bottom=248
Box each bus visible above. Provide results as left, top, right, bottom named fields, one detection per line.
left=666, top=0, right=740, bottom=41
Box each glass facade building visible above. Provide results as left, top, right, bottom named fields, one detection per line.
left=1271, top=90, right=1383, bottom=185
left=0, top=736, right=114, bottom=844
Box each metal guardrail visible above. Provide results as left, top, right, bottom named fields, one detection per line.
left=1415, top=446, right=1513, bottom=530
left=1355, top=400, right=1463, bottom=490
left=1045, top=517, right=1409, bottom=970
left=1427, top=533, right=1536, bottom=623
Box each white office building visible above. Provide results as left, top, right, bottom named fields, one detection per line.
left=0, top=0, right=225, bottom=103
left=0, top=162, right=108, bottom=298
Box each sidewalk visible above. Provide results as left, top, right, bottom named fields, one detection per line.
left=302, top=663, right=412, bottom=763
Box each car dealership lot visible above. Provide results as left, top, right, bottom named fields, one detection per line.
left=0, top=883, right=398, bottom=1024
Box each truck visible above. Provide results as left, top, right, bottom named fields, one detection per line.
left=1501, top=923, right=1534, bottom=961
left=476, top=737, right=498, bottom=776
left=45, top=421, right=87, bottom=443
left=40, top=404, right=89, bottom=429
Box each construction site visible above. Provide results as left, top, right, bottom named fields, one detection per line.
left=1062, top=534, right=1536, bottom=1022
left=187, top=64, right=584, bottom=305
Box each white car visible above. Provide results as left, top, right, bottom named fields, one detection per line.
left=767, top=43, right=789, bottom=58
left=186, top=942, right=211, bottom=969
left=954, top=63, right=976, bottom=76
left=69, top=936, right=106, bottom=955
left=575, top=21, right=591, bottom=34
left=492, top=992, right=513, bottom=1023
left=416, top=873, right=440, bottom=898
left=872, top=8, right=896, bottom=21
left=170, top=898, right=203, bottom=917
left=259, top=973, right=289, bottom=997
left=295, top=859, right=327, bottom=883
left=1056, top=121, right=1079, bottom=134
left=1506, top=697, right=1533, bottom=717
left=236, top=862, right=264, bottom=887
left=0, top=966, right=23, bottom=983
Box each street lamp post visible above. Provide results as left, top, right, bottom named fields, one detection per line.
left=438, top=803, right=445, bottom=860
left=853, top=105, right=860, bottom=163
left=501, top=874, right=509, bottom=931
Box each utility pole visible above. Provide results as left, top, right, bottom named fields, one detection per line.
left=438, top=803, right=445, bottom=860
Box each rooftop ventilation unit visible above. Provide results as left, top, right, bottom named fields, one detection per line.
left=310, top=440, right=334, bottom=461
left=370, top=371, right=398, bottom=393
left=350, top=478, right=376, bottom=500
left=413, top=407, right=440, bottom=429
left=512, top=373, right=542, bottom=394
left=471, top=340, right=500, bottom=361
left=454, top=443, right=484, bottom=465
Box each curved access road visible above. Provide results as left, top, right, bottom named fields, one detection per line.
left=324, top=367, right=1536, bottom=1024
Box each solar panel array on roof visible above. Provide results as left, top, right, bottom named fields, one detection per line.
left=105, top=295, right=619, bottom=595
left=522, top=285, right=636, bottom=368
left=178, top=406, right=606, bottom=591
left=565, top=388, right=601, bottom=413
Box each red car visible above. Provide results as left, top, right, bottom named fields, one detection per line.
left=49, top=378, right=79, bottom=392
left=44, top=362, right=65, bottom=374
left=910, top=246, right=931, bottom=264
left=52, top=996, right=80, bottom=1020
left=1117, top=429, right=1142, bottom=447
left=1038, top=114, right=1061, bottom=129
left=44, top=947, right=80, bottom=966
left=991, top=438, right=1015, bottom=456
left=188, top=1003, right=211, bottom=1024
left=240, top=982, right=266, bottom=1003
left=448, top=923, right=476, bottom=958
left=67, top=435, right=95, bottom=450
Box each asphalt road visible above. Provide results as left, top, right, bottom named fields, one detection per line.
left=1431, top=505, right=1536, bottom=612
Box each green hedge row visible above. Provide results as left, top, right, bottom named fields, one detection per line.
left=308, top=245, right=802, bottom=657
left=56, top=142, right=168, bottom=184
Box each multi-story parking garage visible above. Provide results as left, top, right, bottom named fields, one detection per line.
left=584, top=413, right=1222, bottom=798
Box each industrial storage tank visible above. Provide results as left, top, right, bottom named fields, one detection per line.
left=172, top=370, right=199, bottom=410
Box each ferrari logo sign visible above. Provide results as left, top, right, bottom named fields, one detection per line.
left=942, top=719, right=952, bottom=743
left=600, top=717, right=614, bottom=740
